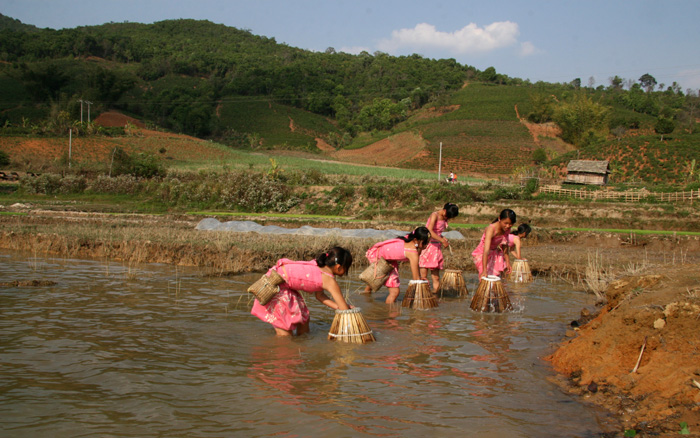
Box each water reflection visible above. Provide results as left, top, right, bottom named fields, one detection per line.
left=0, top=252, right=615, bottom=437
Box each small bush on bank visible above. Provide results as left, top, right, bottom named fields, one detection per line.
left=87, top=174, right=142, bottom=195
left=110, top=147, right=166, bottom=178
left=489, top=185, right=524, bottom=201
left=19, top=173, right=87, bottom=195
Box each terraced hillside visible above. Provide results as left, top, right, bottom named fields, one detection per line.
left=397, top=83, right=540, bottom=175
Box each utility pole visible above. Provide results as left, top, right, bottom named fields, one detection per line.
left=78, top=99, right=84, bottom=123
left=438, top=142, right=443, bottom=181
left=85, top=101, right=93, bottom=123
left=69, top=128, right=72, bottom=168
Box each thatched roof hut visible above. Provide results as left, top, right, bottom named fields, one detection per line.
left=565, top=160, right=610, bottom=185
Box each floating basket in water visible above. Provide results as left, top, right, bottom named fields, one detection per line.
left=359, top=257, right=393, bottom=292
left=470, top=275, right=512, bottom=313
left=508, top=259, right=533, bottom=283
left=328, top=307, right=375, bottom=344
left=402, top=279, right=438, bottom=310
left=246, top=269, right=285, bottom=305
left=438, top=269, right=468, bottom=298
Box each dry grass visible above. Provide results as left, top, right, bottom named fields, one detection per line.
left=1, top=210, right=698, bottom=285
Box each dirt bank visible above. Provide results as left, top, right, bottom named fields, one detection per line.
left=547, top=265, right=700, bottom=436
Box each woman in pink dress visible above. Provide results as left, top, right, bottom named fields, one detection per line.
left=471, top=209, right=516, bottom=278
left=505, top=223, right=531, bottom=272
left=419, top=203, right=459, bottom=293
left=251, top=247, right=353, bottom=336
left=362, top=227, right=431, bottom=304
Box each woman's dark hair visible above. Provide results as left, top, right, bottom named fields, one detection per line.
left=316, top=246, right=353, bottom=274
left=491, top=208, right=517, bottom=224
left=399, top=226, right=431, bottom=246
left=512, top=223, right=531, bottom=237
left=443, top=203, right=459, bottom=219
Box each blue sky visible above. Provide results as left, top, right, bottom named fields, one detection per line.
left=3, top=0, right=700, bottom=91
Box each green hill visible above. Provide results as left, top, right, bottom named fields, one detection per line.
left=0, top=15, right=698, bottom=185
left=397, top=83, right=538, bottom=175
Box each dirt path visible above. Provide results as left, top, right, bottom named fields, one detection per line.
left=331, top=131, right=427, bottom=166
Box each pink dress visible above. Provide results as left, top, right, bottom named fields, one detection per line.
left=419, top=214, right=447, bottom=270
left=365, top=238, right=417, bottom=288
left=251, top=259, right=333, bottom=331
left=471, top=225, right=509, bottom=277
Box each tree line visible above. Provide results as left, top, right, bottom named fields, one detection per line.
left=0, top=16, right=480, bottom=139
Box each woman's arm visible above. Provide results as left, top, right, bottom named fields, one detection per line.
left=513, top=236, right=522, bottom=260
left=406, top=251, right=424, bottom=280
left=481, top=225, right=494, bottom=276
left=427, top=212, right=449, bottom=246
left=426, top=212, right=438, bottom=238
left=318, top=275, right=350, bottom=310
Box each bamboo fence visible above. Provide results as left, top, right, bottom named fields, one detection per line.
left=539, top=186, right=700, bottom=203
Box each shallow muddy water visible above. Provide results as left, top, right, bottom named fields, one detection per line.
left=0, top=251, right=616, bottom=437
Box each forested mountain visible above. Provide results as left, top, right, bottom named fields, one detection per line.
left=0, top=14, right=481, bottom=141
left=0, top=14, right=39, bottom=32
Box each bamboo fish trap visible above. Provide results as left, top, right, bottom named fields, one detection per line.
left=402, top=279, right=438, bottom=310
left=438, top=269, right=468, bottom=298
left=470, top=275, right=512, bottom=313
left=359, top=257, right=393, bottom=292
left=508, top=259, right=533, bottom=283
left=246, top=269, right=285, bottom=305
left=328, top=307, right=376, bottom=344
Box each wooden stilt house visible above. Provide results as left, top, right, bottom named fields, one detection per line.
left=564, top=160, right=610, bottom=185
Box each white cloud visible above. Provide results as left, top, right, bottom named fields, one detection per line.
left=518, top=41, right=540, bottom=57
left=377, top=21, right=526, bottom=55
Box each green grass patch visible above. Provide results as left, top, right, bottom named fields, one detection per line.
left=561, top=227, right=700, bottom=236
left=173, top=150, right=443, bottom=180
left=217, top=97, right=338, bottom=149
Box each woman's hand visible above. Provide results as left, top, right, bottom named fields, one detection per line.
left=442, top=238, right=449, bottom=248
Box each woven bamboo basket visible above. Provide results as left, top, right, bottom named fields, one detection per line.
left=359, top=257, right=393, bottom=292
left=438, top=269, right=468, bottom=298
left=508, top=259, right=533, bottom=283
left=470, top=275, right=512, bottom=313
left=246, top=269, right=285, bottom=305
left=328, top=307, right=376, bottom=344
left=402, top=279, right=438, bottom=310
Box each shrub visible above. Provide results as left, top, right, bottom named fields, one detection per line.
left=87, top=175, right=142, bottom=195
left=490, top=186, right=523, bottom=201
left=0, top=150, right=10, bottom=166
left=525, top=178, right=539, bottom=194
left=110, top=147, right=166, bottom=178
left=532, top=148, right=547, bottom=164
left=19, top=173, right=86, bottom=195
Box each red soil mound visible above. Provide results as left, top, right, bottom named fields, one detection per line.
left=94, top=111, right=146, bottom=129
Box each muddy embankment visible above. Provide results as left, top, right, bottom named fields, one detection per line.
left=1, top=208, right=700, bottom=435
left=1, top=208, right=698, bottom=277
left=547, top=266, right=700, bottom=436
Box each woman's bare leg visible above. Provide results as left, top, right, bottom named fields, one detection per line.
left=296, top=320, right=310, bottom=335
left=274, top=327, right=293, bottom=336
left=385, top=287, right=400, bottom=304
left=431, top=270, right=441, bottom=294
